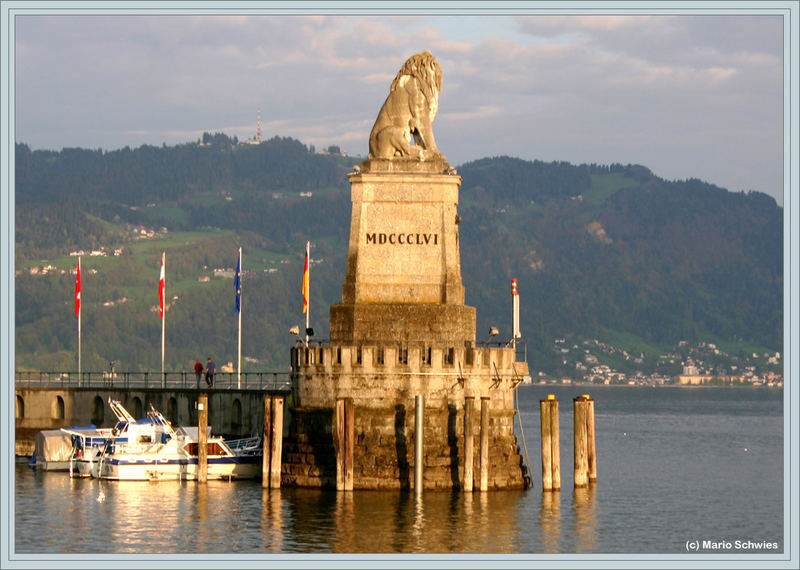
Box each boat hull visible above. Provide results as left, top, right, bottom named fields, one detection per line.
left=96, top=455, right=262, bottom=481
left=35, top=460, right=71, bottom=472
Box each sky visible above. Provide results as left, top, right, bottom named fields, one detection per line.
left=8, top=4, right=792, bottom=206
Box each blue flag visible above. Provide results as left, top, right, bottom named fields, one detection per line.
left=234, top=250, right=241, bottom=314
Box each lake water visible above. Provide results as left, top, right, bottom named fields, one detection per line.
left=11, top=385, right=786, bottom=563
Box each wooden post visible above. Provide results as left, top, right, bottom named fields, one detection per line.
left=551, top=396, right=561, bottom=491
left=540, top=395, right=561, bottom=492
left=414, top=394, right=424, bottom=494
left=334, top=398, right=354, bottom=491
left=479, top=396, right=489, bottom=492
left=584, top=395, right=596, bottom=484
left=344, top=398, right=354, bottom=491
left=540, top=397, right=552, bottom=491
left=334, top=398, right=344, bottom=491
left=262, top=396, right=271, bottom=488
left=573, top=397, right=588, bottom=488
left=463, top=396, right=474, bottom=492
left=197, top=393, right=208, bottom=483
left=269, top=396, right=284, bottom=488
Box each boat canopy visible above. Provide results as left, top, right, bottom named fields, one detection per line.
left=34, top=430, right=73, bottom=464
left=175, top=426, right=212, bottom=439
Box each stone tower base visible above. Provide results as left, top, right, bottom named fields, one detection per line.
left=282, top=404, right=528, bottom=490
left=285, top=344, right=530, bottom=490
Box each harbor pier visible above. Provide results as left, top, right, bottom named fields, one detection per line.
left=14, top=372, right=289, bottom=457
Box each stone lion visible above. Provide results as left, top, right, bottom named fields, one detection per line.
left=368, top=51, right=444, bottom=160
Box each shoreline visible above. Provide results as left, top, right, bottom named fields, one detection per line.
left=523, top=382, right=783, bottom=389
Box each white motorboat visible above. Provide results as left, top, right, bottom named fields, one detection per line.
left=92, top=399, right=262, bottom=481
left=62, top=427, right=124, bottom=478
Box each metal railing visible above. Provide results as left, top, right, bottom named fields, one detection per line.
left=15, top=370, right=292, bottom=392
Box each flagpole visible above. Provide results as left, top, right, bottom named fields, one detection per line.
left=77, top=256, right=81, bottom=382
left=305, top=241, right=310, bottom=347
left=161, top=251, right=165, bottom=387
left=237, top=247, right=242, bottom=390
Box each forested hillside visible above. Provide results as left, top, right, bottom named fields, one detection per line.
left=13, top=137, right=783, bottom=375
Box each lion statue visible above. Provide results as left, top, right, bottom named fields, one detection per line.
left=368, top=51, right=444, bottom=161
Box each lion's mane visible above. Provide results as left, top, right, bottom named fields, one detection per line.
left=368, top=51, right=444, bottom=161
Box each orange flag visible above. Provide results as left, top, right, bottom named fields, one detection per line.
left=302, top=245, right=309, bottom=314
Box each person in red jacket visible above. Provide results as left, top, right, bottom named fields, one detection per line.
left=194, top=360, right=204, bottom=388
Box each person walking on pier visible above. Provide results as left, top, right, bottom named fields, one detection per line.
left=204, top=357, right=216, bottom=388
left=194, top=360, right=204, bottom=388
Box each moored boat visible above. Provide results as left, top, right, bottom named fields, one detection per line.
left=34, top=426, right=116, bottom=472
left=93, top=400, right=262, bottom=481
left=62, top=427, right=123, bottom=477
left=32, top=429, right=79, bottom=472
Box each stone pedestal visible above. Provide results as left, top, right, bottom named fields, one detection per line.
left=331, top=158, right=473, bottom=346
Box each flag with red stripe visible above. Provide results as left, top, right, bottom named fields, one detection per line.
left=75, top=257, right=81, bottom=317
left=158, top=252, right=165, bottom=319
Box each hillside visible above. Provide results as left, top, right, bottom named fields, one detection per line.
left=13, top=137, right=783, bottom=377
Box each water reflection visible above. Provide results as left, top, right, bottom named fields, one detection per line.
left=411, top=494, right=425, bottom=551
left=332, top=491, right=354, bottom=552
left=98, top=479, right=215, bottom=553
left=573, top=484, right=597, bottom=552
left=261, top=488, right=284, bottom=552
left=16, top=386, right=781, bottom=555
left=539, top=491, right=561, bottom=553
left=258, top=488, right=531, bottom=553
left=391, top=491, right=414, bottom=552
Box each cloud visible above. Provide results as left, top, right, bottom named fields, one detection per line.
left=12, top=12, right=786, bottom=204
left=442, top=106, right=503, bottom=122
left=517, top=14, right=656, bottom=36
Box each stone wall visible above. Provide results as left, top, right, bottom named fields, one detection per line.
left=282, top=402, right=528, bottom=490
left=292, top=344, right=527, bottom=410
left=286, top=343, right=529, bottom=489
left=330, top=302, right=476, bottom=347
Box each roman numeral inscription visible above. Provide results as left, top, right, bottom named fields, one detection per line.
left=365, top=233, right=439, bottom=245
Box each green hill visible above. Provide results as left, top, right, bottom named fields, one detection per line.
left=13, top=137, right=783, bottom=376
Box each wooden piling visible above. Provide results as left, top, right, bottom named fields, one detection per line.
left=197, top=393, right=208, bottom=483
left=334, top=398, right=344, bottom=490
left=344, top=398, right=354, bottom=491
left=479, top=396, right=489, bottom=492
left=573, top=397, right=588, bottom=488
left=414, top=394, right=424, bottom=494
left=262, top=395, right=284, bottom=488
left=463, top=396, right=474, bottom=492
left=551, top=396, right=561, bottom=491
left=540, top=398, right=552, bottom=491
left=270, top=396, right=284, bottom=489
left=540, top=395, right=561, bottom=492
left=262, top=396, right=271, bottom=488
left=584, top=395, right=596, bottom=483
left=334, top=397, right=354, bottom=491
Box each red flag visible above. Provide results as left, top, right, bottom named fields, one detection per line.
left=158, top=252, right=165, bottom=319
left=74, top=257, right=81, bottom=317
left=302, top=247, right=309, bottom=314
